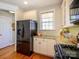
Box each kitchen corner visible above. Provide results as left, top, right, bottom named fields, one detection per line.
left=54, top=26, right=79, bottom=59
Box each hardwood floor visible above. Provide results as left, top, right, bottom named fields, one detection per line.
left=0, top=45, right=52, bottom=59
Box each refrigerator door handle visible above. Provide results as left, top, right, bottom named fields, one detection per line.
left=22, top=25, right=24, bottom=38
left=17, top=29, right=21, bottom=35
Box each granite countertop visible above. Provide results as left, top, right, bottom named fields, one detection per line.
left=34, top=36, right=56, bottom=39
left=34, top=36, right=76, bottom=45
left=56, top=37, right=76, bottom=45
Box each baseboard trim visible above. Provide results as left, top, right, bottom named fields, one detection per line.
left=34, top=52, right=53, bottom=58
left=0, top=44, right=15, bottom=50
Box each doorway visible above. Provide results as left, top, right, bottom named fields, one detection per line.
left=0, top=10, right=15, bottom=48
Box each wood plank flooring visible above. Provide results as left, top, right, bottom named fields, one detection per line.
left=0, top=45, right=52, bottom=59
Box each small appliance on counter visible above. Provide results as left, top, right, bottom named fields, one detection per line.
left=59, top=28, right=77, bottom=45
left=77, top=32, right=79, bottom=48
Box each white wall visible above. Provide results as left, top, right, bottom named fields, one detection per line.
left=12, top=14, right=15, bottom=44
left=0, top=2, right=17, bottom=12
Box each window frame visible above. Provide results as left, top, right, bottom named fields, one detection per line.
left=39, top=9, right=55, bottom=31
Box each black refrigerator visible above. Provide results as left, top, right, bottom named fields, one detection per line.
left=16, top=20, right=37, bottom=56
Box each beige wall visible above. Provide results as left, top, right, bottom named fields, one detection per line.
left=23, top=10, right=38, bottom=20
left=37, top=6, right=62, bottom=36
left=23, top=5, right=62, bottom=37
left=15, top=4, right=64, bottom=37
left=15, top=8, right=24, bottom=21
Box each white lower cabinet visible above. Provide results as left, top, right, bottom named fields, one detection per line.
left=39, top=39, right=47, bottom=55
left=33, top=37, right=56, bottom=57
left=47, top=39, right=56, bottom=57
left=33, top=38, right=40, bottom=53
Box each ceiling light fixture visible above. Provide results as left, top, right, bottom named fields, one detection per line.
left=9, top=11, right=15, bottom=13
left=24, top=1, right=28, bottom=5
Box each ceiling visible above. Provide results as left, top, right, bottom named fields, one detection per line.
left=0, top=0, right=63, bottom=11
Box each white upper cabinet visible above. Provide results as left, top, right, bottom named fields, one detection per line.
left=62, top=0, right=74, bottom=27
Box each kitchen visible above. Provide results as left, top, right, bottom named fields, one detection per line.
left=0, top=0, right=79, bottom=59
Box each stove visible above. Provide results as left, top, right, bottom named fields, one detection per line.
left=54, top=44, right=79, bottom=59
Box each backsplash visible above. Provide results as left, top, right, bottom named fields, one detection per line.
left=69, top=25, right=79, bottom=37
left=58, top=25, right=79, bottom=45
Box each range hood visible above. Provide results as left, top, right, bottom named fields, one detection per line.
left=70, top=0, right=79, bottom=9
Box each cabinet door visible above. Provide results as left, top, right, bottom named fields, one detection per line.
left=34, top=38, right=40, bottom=53
left=47, top=39, right=56, bottom=57
left=39, top=39, right=47, bottom=55
left=34, top=38, right=56, bottom=57
left=62, top=0, right=74, bottom=26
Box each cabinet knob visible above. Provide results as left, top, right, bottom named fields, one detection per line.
left=35, top=39, right=37, bottom=40
left=39, top=42, right=41, bottom=44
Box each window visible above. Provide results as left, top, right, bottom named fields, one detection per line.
left=40, top=11, right=55, bottom=30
